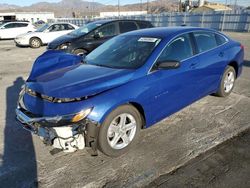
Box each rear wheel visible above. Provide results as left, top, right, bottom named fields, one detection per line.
left=215, top=65, right=236, bottom=97
left=73, top=49, right=87, bottom=56
left=30, top=37, right=42, bottom=48
left=98, top=105, right=142, bottom=157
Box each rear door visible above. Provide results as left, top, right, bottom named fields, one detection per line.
left=192, top=31, right=228, bottom=97
left=14, top=23, right=29, bottom=35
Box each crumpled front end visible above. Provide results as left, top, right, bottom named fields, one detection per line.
left=16, top=86, right=99, bottom=155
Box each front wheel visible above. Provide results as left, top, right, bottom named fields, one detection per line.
left=215, top=65, right=236, bottom=97
left=30, top=37, right=42, bottom=48
left=98, top=105, right=142, bottom=157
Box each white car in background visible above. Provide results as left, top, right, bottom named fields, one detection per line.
left=15, top=23, right=78, bottom=48
left=0, top=22, right=36, bottom=39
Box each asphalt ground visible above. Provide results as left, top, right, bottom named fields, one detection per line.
left=0, top=32, right=250, bottom=187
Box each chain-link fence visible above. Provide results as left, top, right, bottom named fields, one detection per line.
left=49, top=10, right=250, bottom=32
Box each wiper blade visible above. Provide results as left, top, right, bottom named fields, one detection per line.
left=94, top=64, right=114, bottom=68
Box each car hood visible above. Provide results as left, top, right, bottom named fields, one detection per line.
left=48, top=33, right=77, bottom=49
left=26, top=51, right=135, bottom=98
left=16, top=31, right=39, bottom=38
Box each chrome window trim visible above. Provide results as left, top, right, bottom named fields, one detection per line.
left=148, top=30, right=229, bottom=74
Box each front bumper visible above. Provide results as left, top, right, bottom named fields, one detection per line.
left=14, top=38, right=29, bottom=46
left=16, top=107, right=99, bottom=155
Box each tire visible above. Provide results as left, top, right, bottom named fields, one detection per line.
left=98, top=104, right=142, bottom=157
left=30, top=37, right=42, bottom=48
left=73, top=49, right=87, bottom=56
left=215, top=65, right=236, bottom=97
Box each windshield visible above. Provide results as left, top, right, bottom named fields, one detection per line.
left=85, top=35, right=161, bottom=69
left=70, top=22, right=102, bottom=36
left=36, top=23, right=49, bottom=32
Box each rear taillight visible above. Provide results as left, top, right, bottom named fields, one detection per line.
left=240, top=44, right=244, bottom=50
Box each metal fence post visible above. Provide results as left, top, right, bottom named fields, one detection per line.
left=201, top=12, right=204, bottom=28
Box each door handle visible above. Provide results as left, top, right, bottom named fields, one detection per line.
left=219, top=52, right=224, bottom=57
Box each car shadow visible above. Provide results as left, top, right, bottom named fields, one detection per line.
left=243, top=60, right=250, bottom=67
left=0, top=77, right=38, bottom=187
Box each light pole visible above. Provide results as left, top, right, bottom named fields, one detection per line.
left=221, top=0, right=228, bottom=31
left=118, top=0, right=120, bottom=18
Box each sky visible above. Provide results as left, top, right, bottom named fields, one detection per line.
left=1, top=0, right=249, bottom=7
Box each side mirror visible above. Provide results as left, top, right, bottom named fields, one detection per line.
left=156, top=60, right=180, bottom=70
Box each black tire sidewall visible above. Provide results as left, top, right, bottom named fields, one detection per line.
left=98, top=104, right=142, bottom=157
left=217, top=66, right=236, bottom=97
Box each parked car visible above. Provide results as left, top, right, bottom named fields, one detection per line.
left=14, top=23, right=78, bottom=48
left=0, top=21, right=36, bottom=39
left=47, top=19, right=154, bottom=55
left=16, top=27, right=244, bottom=157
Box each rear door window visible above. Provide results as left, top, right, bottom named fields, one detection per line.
left=137, top=21, right=152, bottom=29
left=193, top=32, right=218, bottom=53
left=119, top=21, right=138, bottom=33
left=16, top=23, right=28, bottom=27
left=64, top=24, right=74, bottom=30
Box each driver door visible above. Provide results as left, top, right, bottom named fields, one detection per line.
left=146, top=33, right=200, bottom=123
left=84, top=22, right=118, bottom=52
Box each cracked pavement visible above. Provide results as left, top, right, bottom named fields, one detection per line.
left=0, top=32, right=250, bottom=187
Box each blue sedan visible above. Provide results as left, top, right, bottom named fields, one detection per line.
left=16, top=27, right=244, bottom=156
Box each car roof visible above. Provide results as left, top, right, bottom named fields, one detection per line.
left=123, top=27, right=218, bottom=38
left=4, top=21, right=31, bottom=24
left=90, top=19, right=151, bottom=25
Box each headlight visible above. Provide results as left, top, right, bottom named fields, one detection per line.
left=41, top=108, right=93, bottom=125
left=71, top=108, right=92, bottom=123
left=59, top=42, right=71, bottom=50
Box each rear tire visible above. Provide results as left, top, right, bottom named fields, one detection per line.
left=30, top=37, right=42, bottom=48
left=98, top=105, right=142, bottom=157
left=215, top=65, right=236, bottom=97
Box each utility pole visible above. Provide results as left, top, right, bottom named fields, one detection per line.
left=140, top=0, right=142, bottom=12
left=147, top=0, right=149, bottom=13
left=118, top=0, right=120, bottom=18
left=179, top=0, right=182, bottom=12
left=234, top=0, right=238, bottom=11
left=221, top=0, right=228, bottom=31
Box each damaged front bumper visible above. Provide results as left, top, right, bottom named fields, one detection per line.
left=16, top=107, right=99, bottom=155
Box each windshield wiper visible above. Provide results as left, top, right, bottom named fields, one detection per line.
left=93, top=64, right=116, bottom=68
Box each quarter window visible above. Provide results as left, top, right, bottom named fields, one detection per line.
left=119, top=21, right=137, bottom=33
left=215, top=34, right=227, bottom=45
left=194, top=32, right=218, bottom=53
left=157, top=34, right=194, bottom=62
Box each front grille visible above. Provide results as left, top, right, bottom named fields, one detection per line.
left=25, top=87, right=88, bottom=103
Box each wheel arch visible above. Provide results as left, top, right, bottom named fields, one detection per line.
left=228, top=61, right=239, bottom=78
left=95, top=100, right=147, bottom=129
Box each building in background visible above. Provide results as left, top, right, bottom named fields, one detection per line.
left=191, top=2, right=232, bottom=12
left=99, top=11, right=147, bottom=18
left=0, top=12, right=54, bottom=23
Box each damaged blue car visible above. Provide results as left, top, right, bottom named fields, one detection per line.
left=16, top=27, right=244, bottom=157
